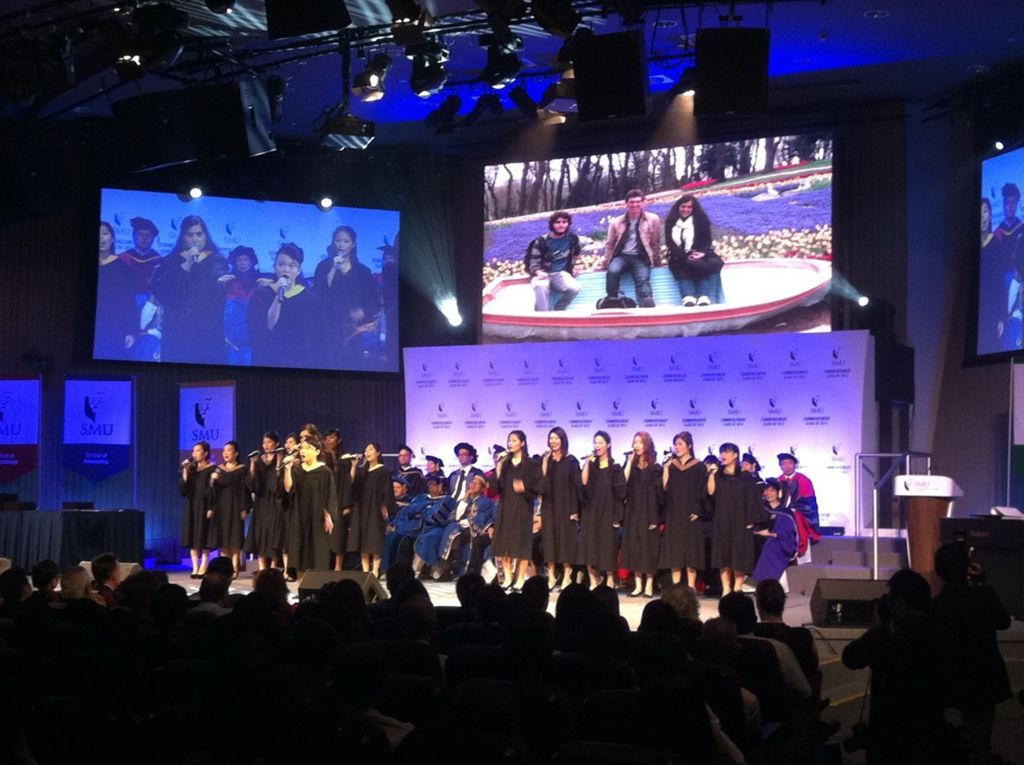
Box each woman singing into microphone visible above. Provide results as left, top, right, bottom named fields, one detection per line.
left=659, top=431, right=707, bottom=589
left=313, top=226, right=381, bottom=368
left=247, top=243, right=318, bottom=367
left=180, top=441, right=216, bottom=579
left=283, top=435, right=337, bottom=573
left=708, top=442, right=766, bottom=596
left=621, top=431, right=662, bottom=598
left=245, top=431, right=285, bottom=572
left=347, top=443, right=395, bottom=577
left=540, top=427, right=581, bottom=592
left=492, top=430, right=542, bottom=591
left=150, top=215, right=228, bottom=365
left=580, top=431, right=626, bottom=590
left=206, top=440, right=251, bottom=578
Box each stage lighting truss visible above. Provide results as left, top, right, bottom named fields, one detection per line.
left=480, top=33, right=522, bottom=89
left=352, top=52, right=392, bottom=102
left=407, top=39, right=449, bottom=98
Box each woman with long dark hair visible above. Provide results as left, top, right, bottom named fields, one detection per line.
left=708, top=442, right=765, bottom=595
left=492, top=430, right=542, bottom=591
left=245, top=431, right=285, bottom=571
left=283, top=435, right=337, bottom=572
left=95, top=221, right=138, bottom=360
left=621, top=431, right=662, bottom=598
left=206, top=440, right=251, bottom=577
left=580, top=431, right=626, bottom=590
left=347, top=442, right=395, bottom=577
left=659, top=431, right=707, bottom=589
left=279, top=432, right=301, bottom=579
left=540, top=426, right=581, bottom=591
left=180, top=441, right=216, bottom=578
left=313, top=225, right=382, bottom=367
left=664, top=194, right=724, bottom=307
left=151, top=214, right=229, bottom=364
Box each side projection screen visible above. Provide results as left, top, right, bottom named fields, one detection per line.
left=96, top=188, right=400, bottom=372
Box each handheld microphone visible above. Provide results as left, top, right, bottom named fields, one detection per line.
left=247, top=450, right=260, bottom=459
left=180, top=459, right=192, bottom=468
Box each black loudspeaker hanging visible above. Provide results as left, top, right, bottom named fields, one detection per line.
left=573, top=31, right=649, bottom=122
left=695, top=28, right=770, bottom=116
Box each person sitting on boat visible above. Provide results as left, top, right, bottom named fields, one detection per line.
left=601, top=189, right=661, bottom=308
left=664, top=194, right=725, bottom=307
left=525, top=210, right=582, bottom=311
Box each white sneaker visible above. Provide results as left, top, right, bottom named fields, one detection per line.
left=682, top=296, right=697, bottom=307
left=697, top=296, right=711, bottom=306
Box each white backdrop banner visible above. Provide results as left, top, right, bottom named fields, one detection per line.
left=405, top=330, right=874, bottom=530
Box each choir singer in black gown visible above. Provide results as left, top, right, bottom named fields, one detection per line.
left=283, top=436, right=338, bottom=572
left=247, top=243, right=318, bottom=368
left=245, top=431, right=285, bottom=571
left=347, top=443, right=395, bottom=578
left=659, top=431, right=708, bottom=589
left=492, top=430, right=542, bottom=591
left=580, top=431, right=626, bottom=590
left=708, top=442, right=766, bottom=596
left=180, top=441, right=216, bottom=578
left=540, top=427, right=581, bottom=592
left=621, top=431, right=662, bottom=598
left=206, top=440, right=251, bottom=577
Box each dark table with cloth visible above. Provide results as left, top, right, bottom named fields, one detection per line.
left=0, top=510, right=145, bottom=568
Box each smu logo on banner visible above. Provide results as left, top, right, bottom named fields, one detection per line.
left=0, top=378, right=41, bottom=483
left=63, top=379, right=132, bottom=481
left=178, top=383, right=235, bottom=452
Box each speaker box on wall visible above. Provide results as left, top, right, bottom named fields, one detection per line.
left=809, top=578, right=888, bottom=627
left=695, top=28, right=770, bottom=115
left=298, top=570, right=389, bottom=603
left=266, top=0, right=352, bottom=39
left=112, top=81, right=275, bottom=171
left=573, top=31, right=649, bottom=122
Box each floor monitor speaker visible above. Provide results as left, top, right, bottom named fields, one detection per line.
left=298, top=570, right=389, bottom=603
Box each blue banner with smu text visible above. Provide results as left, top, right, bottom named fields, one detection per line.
left=62, top=378, right=133, bottom=481
left=178, top=382, right=235, bottom=462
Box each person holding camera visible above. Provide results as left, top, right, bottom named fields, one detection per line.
left=841, top=569, right=958, bottom=764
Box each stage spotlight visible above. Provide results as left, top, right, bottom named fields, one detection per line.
left=438, top=295, right=463, bottom=327
left=189, top=186, right=203, bottom=199
left=533, top=0, right=579, bottom=39
left=425, top=94, right=461, bottom=133
left=204, top=0, right=235, bottom=13
left=409, top=40, right=449, bottom=97
left=672, top=66, right=697, bottom=97
left=481, top=35, right=522, bottom=89
left=509, top=85, right=537, bottom=118
left=318, top=196, right=334, bottom=210
left=540, top=77, right=576, bottom=113
left=114, top=53, right=144, bottom=82
left=460, top=93, right=503, bottom=127
left=857, top=296, right=870, bottom=307
left=133, top=3, right=188, bottom=72
left=995, top=140, right=1005, bottom=151
left=352, top=53, right=392, bottom=102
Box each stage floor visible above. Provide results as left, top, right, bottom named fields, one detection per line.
left=161, top=567, right=813, bottom=631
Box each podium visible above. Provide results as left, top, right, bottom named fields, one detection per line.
left=893, top=475, right=962, bottom=588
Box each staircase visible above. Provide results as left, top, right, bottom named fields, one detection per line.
left=786, top=535, right=908, bottom=597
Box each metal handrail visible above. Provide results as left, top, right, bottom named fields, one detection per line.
left=854, top=450, right=933, bottom=579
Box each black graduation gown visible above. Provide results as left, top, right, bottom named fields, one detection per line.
left=206, top=465, right=251, bottom=550
left=179, top=464, right=215, bottom=549
left=348, top=465, right=395, bottom=556
left=620, top=462, right=663, bottom=573
left=579, top=461, right=626, bottom=571
left=540, top=454, right=581, bottom=565
left=331, top=457, right=355, bottom=554
left=287, top=463, right=338, bottom=571
left=151, top=251, right=229, bottom=365
left=95, top=258, right=138, bottom=360
left=246, top=285, right=318, bottom=368
left=659, top=459, right=708, bottom=570
left=710, top=469, right=766, bottom=572
left=492, top=456, right=542, bottom=559
left=245, top=456, right=285, bottom=557
left=313, top=260, right=381, bottom=367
